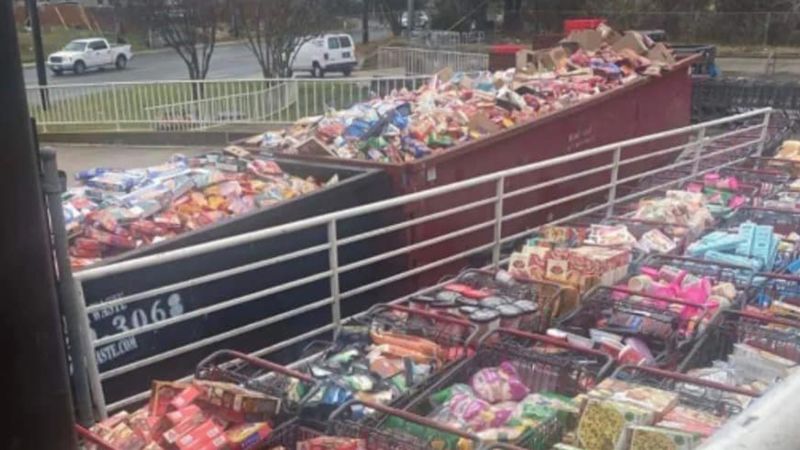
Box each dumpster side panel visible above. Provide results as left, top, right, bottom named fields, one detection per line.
left=82, top=162, right=407, bottom=404
left=404, top=65, right=693, bottom=283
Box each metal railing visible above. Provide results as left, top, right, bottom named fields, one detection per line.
left=409, top=30, right=486, bottom=48
left=25, top=76, right=432, bottom=133
left=70, top=108, right=772, bottom=419
left=377, top=46, right=489, bottom=75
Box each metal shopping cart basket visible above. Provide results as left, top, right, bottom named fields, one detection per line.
left=328, top=399, right=484, bottom=450
left=402, top=328, right=613, bottom=450
left=76, top=424, right=120, bottom=450
left=195, top=349, right=318, bottom=424
left=556, top=286, right=715, bottom=368
left=636, top=253, right=756, bottom=304
left=718, top=165, right=792, bottom=198
left=258, top=417, right=325, bottom=448
left=680, top=309, right=800, bottom=372
left=292, top=304, right=479, bottom=423
left=749, top=272, right=800, bottom=309
left=420, top=268, right=564, bottom=333
left=611, top=365, right=760, bottom=417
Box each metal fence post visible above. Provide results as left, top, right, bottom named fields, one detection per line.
left=692, top=127, right=707, bottom=176
left=111, top=83, right=121, bottom=131
left=492, top=177, right=505, bottom=269
left=764, top=12, right=772, bottom=47
left=327, top=220, right=341, bottom=338
left=606, top=147, right=622, bottom=217
left=75, top=281, right=107, bottom=420
left=756, top=109, right=773, bottom=157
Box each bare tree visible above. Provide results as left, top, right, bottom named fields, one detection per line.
left=129, top=0, right=224, bottom=81
left=235, top=0, right=330, bottom=78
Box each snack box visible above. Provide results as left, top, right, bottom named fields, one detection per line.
left=591, top=378, right=679, bottom=418
left=225, top=422, right=273, bottom=450
left=577, top=399, right=654, bottom=450
left=149, top=381, right=191, bottom=417
left=629, top=425, right=701, bottom=450
left=657, top=406, right=725, bottom=438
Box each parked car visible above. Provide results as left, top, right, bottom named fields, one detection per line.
left=47, top=38, right=133, bottom=76
left=290, top=34, right=357, bottom=78
left=401, top=11, right=430, bottom=28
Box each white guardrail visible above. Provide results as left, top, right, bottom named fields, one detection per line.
left=378, top=46, right=489, bottom=75
left=68, top=108, right=773, bottom=418
left=25, top=76, right=432, bottom=132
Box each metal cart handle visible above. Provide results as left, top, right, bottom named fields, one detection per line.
left=642, top=253, right=754, bottom=272
left=753, top=272, right=800, bottom=283
left=726, top=309, right=800, bottom=329
left=481, top=327, right=612, bottom=359
left=481, top=327, right=616, bottom=376
left=603, top=285, right=711, bottom=316
left=75, top=424, right=120, bottom=450
left=328, top=399, right=479, bottom=441
left=195, top=349, right=314, bottom=383
left=613, top=364, right=760, bottom=397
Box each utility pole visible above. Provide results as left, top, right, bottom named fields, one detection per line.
left=362, top=0, right=370, bottom=44
left=0, top=1, right=77, bottom=449
left=406, top=0, right=414, bottom=38
left=26, top=0, right=49, bottom=110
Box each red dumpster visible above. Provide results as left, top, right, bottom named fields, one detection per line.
left=235, top=56, right=696, bottom=287
left=564, top=18, right=607, bottom=34
left=489, top=44, right=526, bottom=71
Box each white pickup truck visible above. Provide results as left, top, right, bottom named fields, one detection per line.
left=47, top=38, right=133, bottom=76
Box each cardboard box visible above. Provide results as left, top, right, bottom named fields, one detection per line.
left=162, top=408, right=208, bottom=446
left=171, top=385, right=203, bottom=410
left=149, top=381, right=190, bottom=417
left=175, top=419, right=226, bottom=450
left=647, top=43, right=676, bottom=65
left=563, top=29, right=603, bottom=52
left=195, top=380, right=282, bottom=422
left=612, top=31, right=650, bottom=55
left=225, top=422, right=272, bottom=450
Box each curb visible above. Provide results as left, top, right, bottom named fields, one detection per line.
left=22, top=39, right=246, bottom=69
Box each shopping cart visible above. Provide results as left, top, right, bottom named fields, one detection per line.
left=636, top=253, right=756, bottom=304
left=327, top=399, right=483, bottom=450
left=747, top=156, right=800, bottom=177
left=680, top=309, right=800, bottom=372
left=194, top=349, right=317, bottom=424
left=412, top=268, right=564, bottom=333
left=611, top=365, right=759, bottom=417
left=749, top=272, right=800, bottom=309
left=258, top=417, right=324, bottom=448
left=76, top=424, right=119, bottom=450
left=402, top=328, right=613, bottom=449
left=556, top=286, right=714, bottom=368
left=718, top=166, right=792, bottom=198
left=292, top=304, right=479, bottom=423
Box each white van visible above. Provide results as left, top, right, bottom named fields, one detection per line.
left=290, top=34, right=357, bottom=78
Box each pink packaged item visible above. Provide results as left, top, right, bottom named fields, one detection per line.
left=470, top=361, right=530, bottom=403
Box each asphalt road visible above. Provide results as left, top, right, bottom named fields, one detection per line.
left=24, top=27, right=392, bottom=86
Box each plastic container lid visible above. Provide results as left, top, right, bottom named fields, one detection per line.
left=514, top=300, right=538, bottom=313
left=496, top=304, right=523, bottom=318
left=481, top=296, right=507, bottom=309
left=435, top=290, right=461, bottom=303
left=469, top=309, right=500, bottom=323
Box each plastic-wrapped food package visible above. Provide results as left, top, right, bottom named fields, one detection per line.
left=64, top=152, right=328, bottom=269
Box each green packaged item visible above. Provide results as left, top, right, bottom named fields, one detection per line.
left=382, top=415, right=475, bottom=450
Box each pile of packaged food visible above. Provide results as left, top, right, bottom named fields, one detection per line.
left=63, top=151, right=331, bottom=269
left=242, top=27, right=676, bottom=164
left=81, top=139, right=800, bottom=450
